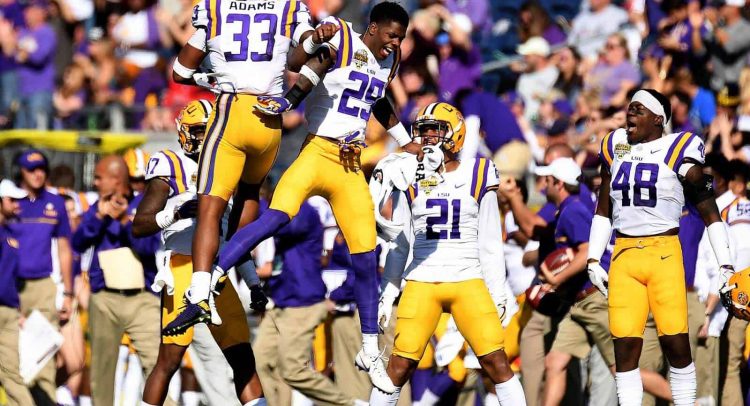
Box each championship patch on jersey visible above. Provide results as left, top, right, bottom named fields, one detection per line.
left=614, top=143, right=631, bottom=159
left=418, top=176, right=440, bottom=195
left=353, top=49, right=368, bottom=68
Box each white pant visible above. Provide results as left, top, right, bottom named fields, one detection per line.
left=188, top=323, right=241, bottom=406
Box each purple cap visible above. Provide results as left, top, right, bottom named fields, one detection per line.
left=552, top=99, right=573, bottom=118
left=16, top=149, right=48, bottom=171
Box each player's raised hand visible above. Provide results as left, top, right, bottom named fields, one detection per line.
left=587, top=261, right=609, bottom=298
left=254, top=96, right=292, bottom=115
left=313, top=23, right=339, bottom=44
left=402, top=141, right=424, bottom=160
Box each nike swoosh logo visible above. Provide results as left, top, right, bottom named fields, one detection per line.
left=651, top=149, right=662, bottom=153
left=661, top=255, right=672, bottom=260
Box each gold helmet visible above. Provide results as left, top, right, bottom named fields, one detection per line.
left=722, top=267, right=750, bottom=320
left=123, top=148, right=150, bottom=179
left=411, top=102, right=466, bottom=154
left=176, top=99, right=213, bottom=158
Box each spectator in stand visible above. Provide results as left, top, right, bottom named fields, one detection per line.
left=73, top=28, right=116, bottom=109
left=673, top=67, right=716, bottom=132
left=692, top=0, right=750, bottom=92
left=519, top=1, right=566, bottom=47
left=111, top=0, right=171, bottom=128
left=566, top=0, right=628, bottom=60
left=13, top=0, right=57, bottom=129
left=654, top=0, right=707, bottom=74
left=552, top=46, right=583, bottom=105
left=9, top=149, right=73, bottom=406
left=53, top=63, right=87, bottom=129
left=584, top=33, right=640, bottom=108
left=671, top=91, right=698, bottom=133
left=0, top=179, right=34, bottom=406
left=71, top=155, right=161, bottom=406
left=444, top=0, right=489, bottom=34
left=0, top=0, right=24, bottom=128
left=514, top=36, right=559, bottom=123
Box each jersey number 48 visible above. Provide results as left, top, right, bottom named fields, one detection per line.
left=612, top=162, right=659, bottom=207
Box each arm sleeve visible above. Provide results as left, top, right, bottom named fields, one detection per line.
left=186, top=28, right=207, bottom=52
left=478, top=191, right=506, bottom=305
left=381, top=192, right=412, bottom=290
left=144, top=152, right=178, bottom=197
left=71, top=205, right=108, bottom=252
left=290, top=1, right=314, bottom=45
left=54, top=198, right=72, bottom=239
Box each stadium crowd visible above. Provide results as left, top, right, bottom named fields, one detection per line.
left=2, top=0, right=750, bottom=404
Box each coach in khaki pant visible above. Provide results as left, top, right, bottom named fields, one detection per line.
left=254, top=201, right=357, bottom=406
left=0, top=179, right=33, bottom=405
left=71, top=156, right=161, bottom=406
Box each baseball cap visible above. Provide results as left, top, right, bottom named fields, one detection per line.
left=16, top=149, right=48, bottom=171
left=534, top=157, right=581, bottom=185
left=723, top=0, right=746, bottom=7
left=518, top=37, right=550, bottom=57
left=717, top=83, right=741, bottom=108
left=0, top=179, right=28, bottom=199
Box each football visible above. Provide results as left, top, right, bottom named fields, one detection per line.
left=541, top=247, right=576, bottom=275
left=525, top=247, right=577, bottom=316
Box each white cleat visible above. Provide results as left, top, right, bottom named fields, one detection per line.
left=355, top=349, right=396, bottom=394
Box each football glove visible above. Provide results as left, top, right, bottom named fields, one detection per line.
left=254, top=96, right=292, bottom=115
left=587, top=261, right=609, bottom=298
left=249, top=284, right=270, bottom=311
left=720, top=264, right=736, bottom=311
left=377, top=283, right=400, bottom=333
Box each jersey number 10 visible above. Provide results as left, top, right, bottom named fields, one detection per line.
left=612, top=162, right=659, bottom=207
left=224, top=13, right=276, bottom=62
left=426, top=199, right=461, bottom=240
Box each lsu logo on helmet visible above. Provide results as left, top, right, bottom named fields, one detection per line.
left=722, top=267, right=750, bottom=320
left=411, top=102, right=466, bottom=154
left=176, top=99, right=212, bottom=158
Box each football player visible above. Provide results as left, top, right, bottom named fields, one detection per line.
left=133, top=101, right=264, bottom=406
left=169, top=0, right=339, bottom=332
left=586, top=89, right=735, bottom=406
left=372, top=102, right=526, bottom=405
left=166, top=1, right=422, bottom=393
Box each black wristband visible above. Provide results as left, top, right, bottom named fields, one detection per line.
left=285, top=84, right=307, bottom=109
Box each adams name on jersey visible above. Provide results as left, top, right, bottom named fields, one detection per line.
left=190, top=0, right=314, bottom=95
left=305, top=17, right=399, bottom=141
left=601, top=129, right=705, bottom=236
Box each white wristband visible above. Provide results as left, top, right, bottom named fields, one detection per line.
left=155, top=208, right=176, bottom=229
left=587, top=214, right=613, bottom=262
left=299, top=65, right=321, bottom=87
left=388, top=123, right=412, bottom=147
left=302, top=35, right=323, bottom=54
left=173, top=58, right=196, bottom=79
left=707, top=221, right=733, bottom=267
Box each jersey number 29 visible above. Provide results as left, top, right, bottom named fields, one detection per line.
left=612, top=162, right=659, bottom=207
left=338, top=71, right=385, bottom=120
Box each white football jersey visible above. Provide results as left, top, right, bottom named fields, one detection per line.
left=145, top=149, right=199, bottom=255
left=305, top=17, right=399, bottom=142
left=399, top=158, right=500, bottom=282
left=191, top=0, right=313, bottom=95
left=601, top=129, right=705, bottom=236
left=723, top=196, right=750, bottom=269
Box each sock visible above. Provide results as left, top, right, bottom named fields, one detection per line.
left=351, top=250, right=379, bottom=335
left=217, top=209, right=290, bottom=271
left=427, top=370, right=456, bottom=398
left=79, top=396, right=92, bottom=406
left=189, top=271, right=211, bottom=303
left=615, top=369, right=643, bottom=406
left=243, top=397, right=267, bottom=406
left=370, top=386, right=402, bottom=405
left=363, top=333, right=380, bottom=357
left=484, top=393, right=498, bottom=406
left=494, top=375, right=526, bottom=406
left=181, top=391, right=201, bottom=406
left=410, top=368, right=431, bottom=400
left=669, top=362, right=696, bottom=406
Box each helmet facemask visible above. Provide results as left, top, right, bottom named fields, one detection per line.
left=411, top=118, right=455, bottom=152
left=177, top=120, right=207, bottom=158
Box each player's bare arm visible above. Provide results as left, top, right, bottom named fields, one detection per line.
left=133, top=178, right=172, bottom=237
left=172, top=42, right=207, bottom=85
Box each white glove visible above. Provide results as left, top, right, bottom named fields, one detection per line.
left=497, top=300, right=510, bottom=328
left=378, top=283, right=400, bottom=332
left=720, top=265, right=735, bottom=288
left=587, top=262, right=609, bottom=298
